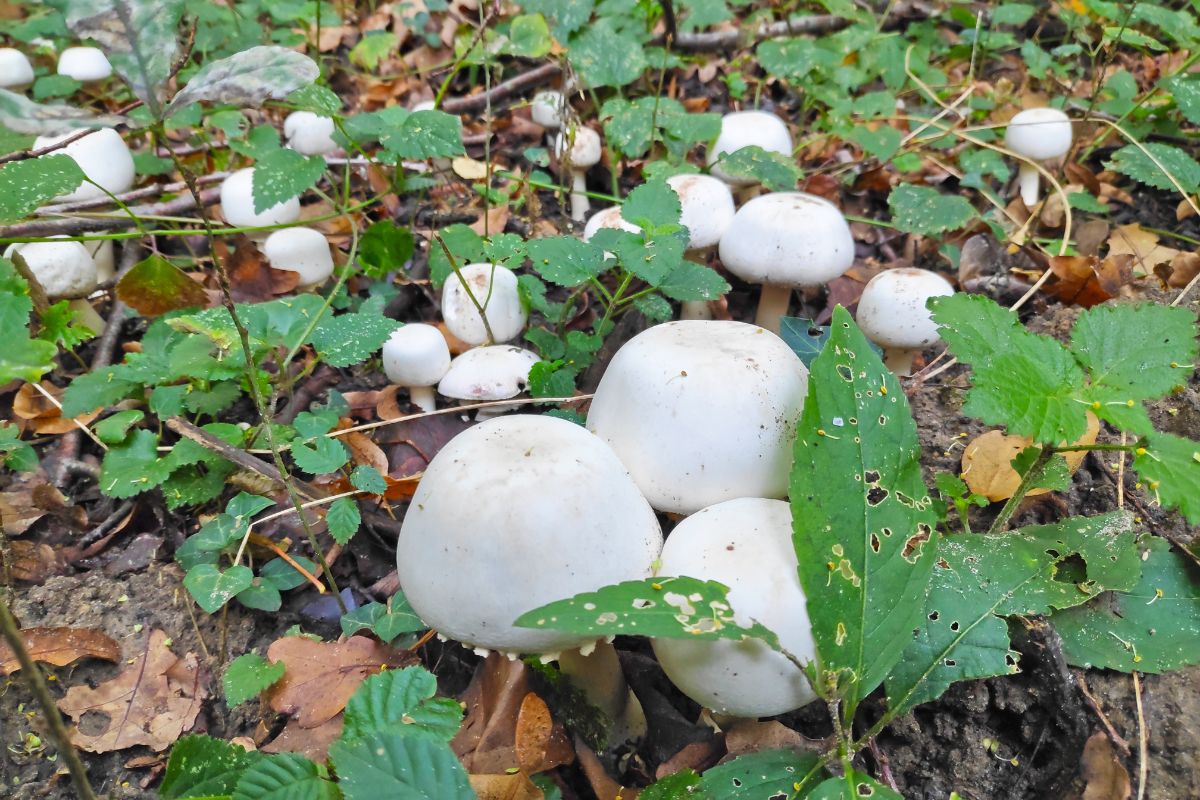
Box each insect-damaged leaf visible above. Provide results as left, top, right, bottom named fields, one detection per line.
left=166, top=46, right=320, bottom=116
left=791, top=306, right=938, bottom=711
left=0, top=88, right=125, bottom=135
left=885, top=511, right=1137, bottom=717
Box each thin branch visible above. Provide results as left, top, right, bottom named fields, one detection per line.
left=672, top=14, right=848, bottom=50
left=0, top=188, right=220, bottom=239
left=440, top=61, right=561, bottom=113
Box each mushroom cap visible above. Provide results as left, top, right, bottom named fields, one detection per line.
left=1004, top=107, right=1073, bottom=161
left=85, top=237, right=115, bottom=283
left=283, top=111, right=338, bottom=156
left=219, top=167, right=302, bottom=229
left=531, top=90, right=565, bottom=129
left=718, top=192, right=855, bottom=288
left=261, top=226, right=335, bottom=287
left=382, top=323, right=451, bottom=387
left=855, top=268, right=955, bottom=350
left=582, top=206, right=638, bottom=242
left=437, top=345, right=539, bottom=401
left=707, top=110, right=793, bottom=185
left=5, top=239, right=97, bottom=299
left=32, top=128, right=135, bottom=203
left=587, top=320, right=808, bottom=513
left=396, top=414, right=663, bottom=654
left=56, top=46, right=112, bottom=82
left=652, top=498, right=817, bottom=717
left=554, top=127, right=602, bottom=169
left=0, top=48, right=34, bottom=89
left=667, top=173, right=735, bottom=250
left=440, top=262, right=527, bottom=346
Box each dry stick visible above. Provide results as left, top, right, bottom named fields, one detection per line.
left=1133, top=672, right=1149, bottom=800
left=30, top=382, right=108, bottom=451
left=671, top=13, right=848, bottom=49
left=0, top=126, right=96, bottom=165
left=439, top=61, right=561, bottom=114
left=327, top=394, right=594, bottom=439
left=1076, top=675, right=1132, bottom=757
left=37, top=171, right=229, bottom=215
left=0, top=188, right=220, bottom=239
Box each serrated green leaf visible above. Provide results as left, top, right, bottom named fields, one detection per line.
left=567, top=19, right=647, bottom=89
left=161, top=735, right=262, bottom=800
left=710, top=145, right=801, bottom=191
left=501, top=13, right=553, bottom=58
left=342, top=667, right=463, bottom=743
left=0, top=88, right=125, bottom=136
left=1070, top=303, right=1197, bottom=401
left=632, top=293, right=673, bottom=322
left=100, top=428, right=172, bottom=498
left=1165, top=75, right=1200, bottom=125
left=792, top=306, right=939, bottom=710
left=251, top=148, right=325, bottom=213
left=1106, top=142, right=1200, bottom=193
left=888, top=183, right=979, bottom=236
left=224, top=653, right=286, bottom=708
left=848, top=125, right=902, bottom=161
left=167, top=46, right=320, bottom=115
left=1133, top=431, right=1200, bottom=524
left=0, top=335, right=57, bottom=384
left=287, top=83, right=342, bottom=116
left=291, top=435, right=349, bottom=475
left=599, top=97, right=719, bottom=160
left=526, top=236, right=607, bottom=286
left=232, top=753, right=337, bottom=800
left=1011, top=446, right=1072, bottom=493
left=695, top=750, right=823, bottom=799
left=95, top=409, right=145, bottom=444
left=380, top=110, right=465, bottom=160
left=638, top=769, right=699, bottom=800
left=326, top=497, right=361, bottom=545
left=0, top=423, right=37, bottom=472
left=657, top=258, right=729, bottom=301
left=309, top=312, right=400, bottom=368
left=358, top=221, right=414, bottom=280
left=0, top=155, right=86, bottom=223
left=621, top=179, right=682, bottom=229
left=329, top=733, right=474, bottom=800
left=612, top=229, right=687, bottom=287
left=349, top=465, right=387, bottom=494
left=37, top=300, right=95, bottom=349
left=185, top=564, right=255, bottom=614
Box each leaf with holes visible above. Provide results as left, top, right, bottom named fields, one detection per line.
left=0, top=88, right=125, bottom=135
left=309, top=312, right=400, bottom=368
left=780, top=317, right=832, bottom=367
left=0, top=155, right=86, bottom=223
left=888, top=183, right=979, bottom=236
left=808, top=770, right=903, bottom=799
left=1106, top=142, right=1200, bottom=193
left=160, top=735, right=262, bottom=800
left=330, top=733, right=474, bottom=800
left=342, top=667, right=463, bottom=743
left=223, top=653, right=286, bottom=708
left=791, top=306, right=939, bottom=712
left=251, top=147, right=325, bottom=213
left=166, top=46, right=320, bottom=116
left=695, top=749, right=824, bottom=799
left=711, top=145, right=802, bottom=191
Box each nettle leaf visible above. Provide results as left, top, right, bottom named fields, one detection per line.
left=116, top=254, right=210, bottom=316
left=1070, top=303, right=1197, bottom=401
left=232, top=753, right=337, bottom=800
left=160, top=734, right=262, bottom=800
left=330, top=733, right=474, bottom=800
left=326, top=497, right=361, bottom=545
left=1165, top=75, right=1200, bottom=125
left=639, top=770, right=700, bottom=800
left=885, top=511, right=1137, bottom=717
left=350, top=465, right=387, bottom=494
left=658, top=259, right=729, bottom=301
left=0, top=155, right=86, bottom=223
left=1053, top=537, right=1200, bottom=672
left=621, top=179, right=683, bottom=229
left=223, top=653, right=286, bottom=708
left=184, top=564, right=255, bottom=614
left=694, top=750, right=824, bottom=799
left=291, top=435, right=349, bottom=475
left=791, top=306, right=939, bottom=709
left=0, top=336, right=57, bottom=384
left=1133, top=431, right=1200, bottom=525
left=567, top=19, right=647, bottom=89
left=167, top=46, right=320, bottom=115
left=0, top=88, right=125, bottom=135
left=379, top=110, right=465, bottom=160
left=251, top=147, right=326, bottom=213
left=600, top=97, right=718, bottom=160
left=888, top=183, right=979, bottom=236
left=711, top=146, right=802, bottom=191
left=342, top=667, right=464, bottom=743
left=780, top=317, right=831, bottom=367
left=527, top=235, right=608, bottom=287
left=1106, top=142, right=1200, bottom=194
left=309, top=313, right=400, bottom=367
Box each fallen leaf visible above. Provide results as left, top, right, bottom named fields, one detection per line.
left=222, top=236, right=299, bottom=303
left=724, top=720, right=825, bottom=758
left=1165, top=251, right=1200, bottom=289
left=575, top=738, right=629, bottom=800
left=341, top=431, right=389, bottom=476
left=961, top=413, right=1099, bottom=502
left=470, top=204, right=510, bottom=237
left=1082, top=732, right=1131, bottom=800
left=57, top=629, right=208, bottom=753
left=262, top=715, right=344, bottom=762
left=515, top=692, right=554, bottom=775
left=1106, top=224, right=1180, bottom=274
left=469, top=773, right=545, bottom=800
left=0, top=627, right=121, bottom=675
left=5, top=540, right=68, bottom=583
left=1045, top=254, right=1134, bottom=307
left=453, top=156, right=492, bottom=180
left=13, top=382, right=99, bottom=435
left=115, top=254, right=210, bottom=316
left=0, top=475, right=85, bottom=536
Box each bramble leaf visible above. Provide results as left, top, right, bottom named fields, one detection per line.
left=223, top=653, right=286, bottom=708
left=567, top=19, right=647, bottom=89
left=0, top=155, right=86, bottom=223
left=251, top=147, right=326, bottom=213
left=330, top=733, right=474, bottom=800
left=342, top=667, right=463, bottom=743
left=309, top=313, right=400, bottom=367
left=527, top=236, right=608, bottom=287
left=326, top=497, right=361, bottom=545
left=711, top=145, right=802, bottom=191
left=1069, top=303, right=1197, bottom=401
left=160, top=735, right=261, bottom=800
left=1132, top=431, right=1200, bottom=525
left=232, top=753, right=337, bottom=800
left=1106, top=142, right=1200, bottom=193
left=888, top=184, right=979, bottom=236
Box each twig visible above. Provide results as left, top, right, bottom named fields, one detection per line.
left=327, top=394, right=593, bottom=438
left=1133, top=672, right=1148, bottom=800
left=78, top=500, right=135, bottom=548
left=0, top=188, right=220, bottom=239
left=0, top=126, right=98, bottom=165
left=672, top=14, right=848, bottom=50
left=37, top=172, right=229, bottom=215
left=30, top=382, right=107, bottom=451
left=1075, top=675, right=1132, bottom=757
left=440, top=62, right=561, bottom=114
left=164, top=417, right=321, bottom=501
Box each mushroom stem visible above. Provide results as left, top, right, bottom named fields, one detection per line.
left=408, top=385, right=436, bottom=413
left=1017, top=162, right=1041, bottom=208
left=754, top=283, right=793, bottom=333
left=883, top=347, right=917, bottom=376
left=559, top=640, right=647, bottom=742
left=570, top=171, right=590, bottom=222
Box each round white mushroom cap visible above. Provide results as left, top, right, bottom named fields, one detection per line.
left=437, top=345, right=539, bottom=402
left=283, top=111, right=338, bottom=156
left=382, top=323, right=451, bottom=387
left=718, top=192, right=855, bottom=288
left=707, top=110, right=793, bottom=185
left=667, top=173, right=735, bottom=250
left=396, top=414, right=663, bottom=654
left=410, top=99, right=437, bottom=112
left=219, top=167, right=302, bottom=230
left=261, top=226, right=335, bottom=287
left=5, top=239, right=97, bottom=299
left=0, top=48, right=34, bottom=89
left=1004, top=107, right=1073, bottom=161
left=531, top=90, right=566, bottom=129
left=554, top=127, right=602, bottom=169
left=440, top=262, right=527, bottom=346
left=86, top=237, right=115, bottom=283
left=56, top=46, right=112, bottom=82
left=855, top=268, right=955, bottom=350
left=32, top=128, right=135, bottom=203
left=652, top=498, right=817, bottom=717
left=582, top=206, right=638, bottom=242
left=587, top=320, right=808, bottom=514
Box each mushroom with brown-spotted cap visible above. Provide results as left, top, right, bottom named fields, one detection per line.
left=667, top=173, right=735, bottom=320
left=437, top=345, right=539, bottom=416
left=582, top=206, right=638, bottom=242
left=382, top=323, right=451, bottom=413
left=854, top=267, right=955, bottom=375
left=440, top=262, right=526, bottom=346
left=1004, top=107, right=1073, bottom=209
left=554, top=127, right=602, bottom=222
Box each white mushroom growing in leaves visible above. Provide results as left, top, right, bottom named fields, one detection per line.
left=554, top=127, right=602, bottom=222
left=56, top=46, right=112, bottom=82
left=653, top=498, right=817, bottom=718
left=437, top=345, right=539, bottom=416
left=4, top=239, right=97, bottom=299
left=855, top=267, right=955, bottom=375
left=667, top=173, right=735, bottom=320
left=382, top=323, right=451, bottom=413
left=707, top=109, right=793, bottom=192
left=283, top=111, right=339, bottom=156
left=440, top=262, right=527, bottom=346
left=0, top=48, right=34, bottom=89
left=530, top=89, right=566, bottom=131
left=261, top=227, right=335, bottom=288
left=1004, top=107, right=1073, bottom=208
left=719, top=192, right=855, bottom=334
left=32, top=128, right=135, bottom=203
left=219, top=167, right=301, bottom=233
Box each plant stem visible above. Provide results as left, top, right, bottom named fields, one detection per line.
left=434, top=235, right=496, bottom=344
left=987, top=446, right=1052, bottom=534
left=1051, top=443, right=1138, bottom=453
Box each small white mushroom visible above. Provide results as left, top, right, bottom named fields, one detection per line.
left=381, top=323, right=451, bottom=413
left=32, top=128, right=135, bottom=203
left=56, top=47, right=112, bottom=82
left=283, top=111, right=338, bottom=156
left=530, top=90, right=566, bottom=130
left=707, top=110, right=793, bottom=188
left=219, top=167, right=302, bottom=233
left=0, top=48, right=34, bottom=90
left=554, top=127, right=602, bottom=223
left=667, top=174, right=735, bottom=320
left=1004, top=108, right=1073, bottom=208
left=855, top=267, right=955, bottom=375
left=437, top=345, right=539, bottom=416
left=261, top=227, right=335, bottom=288
left=440, top=262, right=527, bottom=346
left=85, top=237, right=115, bottom=283
left=582, top=206, right=638, bottom=242
left=5, top=239, right=97, bottom=299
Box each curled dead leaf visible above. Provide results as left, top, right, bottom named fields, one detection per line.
left=0, top=626, right=121, bottom=675
left=515, top=692, right=554, bottom=775
left=13, top=382, right=99, bottom=435
left=1045, top=254, right=1134, bottom=308
left=222, top=237, right=300, bottom=303
left=1106, top=223, right=1180, bottom=274
left=469, top=773, right=545, bottom=800
left=961, top=413, right=1099, bottom=502
left=1081, top=732, right=1131, bottom=800
left=5, top=540, right=68, bottom=583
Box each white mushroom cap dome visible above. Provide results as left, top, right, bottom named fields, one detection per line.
left=718, top=192, right=855, bottom=288
left=855, top=268, right=955, bottom=350
left=582, top=206, right=638, bottom=242
left=382, top=323, right=451, bottom=387
left=56, top=46, right=112, bottom=82
left=1004, top=108, right=1073, bottom=161
left=283, top=111, right=338, bottom=156
left=587, top=320, right=808, bottom=514
left=554, top=127, right=602, bottom=169
left=440, top=262, right=527, bottom=346
left=219, top=167, right=302, bottom=230
left=652, top=498, right=816, bottom=717
left=261, top=226, right=335, bottom=287
left=707, top=110, right=793, bottom=185
left=396, top=414, right=663, bottom=654
left=5, top=239, right=97, bottom=299
left=667, top=173, right=735, bottom=250
left=437, top=345, right=539, bottom=402
left=0, top=48, right=34, bottom=89
left=531, top=90, right=566, bottom=129
left=32, top=128, right=135, bottom=203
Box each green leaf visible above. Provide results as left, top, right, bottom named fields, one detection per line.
left=236, top=579, right=282, bottom=612
left=291, top=435, right=349, bottom=475
left=519, top=0, right=593, bottom=38
left=99, top=429, right=171, bottom=498
left=792, top=306, right=938, bottom=710
left=888, top=184, right=979, bottom=236
left=0, top=336, right=57, bottom=384
left=95, top=409, right=145, bottom=444
left=259, top=556, right=318, bottom=591
left=224, top=653, right=286, bottom=708
left=808, top=771, right=903, bottom=800
left=358, top=221, right=415, bottom=280
left=0, top=155, right=87, bottom=223
left=427, top=224, right=485, bottom=288
left=710, top=146, right=801, bottom=191
left=885, top=512, right=1137, bottom=716
left=657, top=259, right=729, bottom=301
left=329, top=733, right=474, bottom=800
left=695, top=750, right=823, bottom=798
left=779, top=317, right=831, bottom=367
left=326, top=497, right=361, bottom=545
left=848, top=125, right=902, bottom=161
left=251, top=148, right=325, bottom=214
left=632, top=294, right=673, bottom=322
left=621, top=179, right=683, bottom=229
left=37, top=300, right=95, bottom=349
left=185, top=564, right=255, bottom=614
left=116, top=254, right=210, bottom=316
left=161, top=735, right=261, bottom=800
left=0, top=88, right=125, bottom=136
left=599, top=97, right=718, bottom=160
left=501, top=13, right=552, bottom=58
left=1164, top=75, right=1200, bottom=125
left=1132, top=431, right=1200, bottom=525
left=0, top=423, right=37, bottom=472
left=309, top=313, right=400, bottom=368
left=232, top=753, right=337, bottom=800
left=342, top=667, right=463, bottom=743
left=339, top=597, right=425, bottom=644
left=1053, top=537, right=1200, bottom=672
left=639, top=770, right=699, bottom=799
left=513, top=576, right=780, bottom=646
left=1070, top=303, right=1197, bottom=402
left=1106, top=142, right=1200, bottom=193
left=167, top=46, right=320, bottom=116
left=380, top=110, right=465, bottom=160
left=567, top=19, right=647, bottom=89
left=349, top=465, right=387, bottom=494
left=526, top=236, right=608, bottom=287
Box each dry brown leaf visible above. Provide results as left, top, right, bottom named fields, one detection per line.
left=961, top=413, right=1099, bottom=502
left=262, top=715, right=344, bottom=762
left=0, top=476, right=85, bottom=536
left=265, top=635, right=405, bottom=728
left=1076, top=219, right=1111, bottom=257
left=575, top=738, right=630, bottom=800
left=13, top=382, right=99, bottom=435
left=221, top=237, right=299, bottom=303
left=1166, top=251, right=1200, bottom=289
left=514, top=692, right=553, bottom=775
left=341, top=431, right=389, bottom=475
left=724, top=719, right=825, bottom=758
left=469, top=774, right=545, bottom=800
left=0, top=627, right=120, bottom=675
left=1045, top=255, right=1134, bottom=307
left=5, top=539, right=68, bottom=583
left=57, top=629, right=208, bottom=753
left=471, top=204, right=511, bottom=237
left=453, top=156, right=491, bottom=180
left=1082, top=732, right=1131, bottom=800
left=1106, top=223, right=1180, bottom=274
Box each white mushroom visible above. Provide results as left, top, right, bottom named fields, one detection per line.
left=219, top=167, right=301, bottom=233
left=582, top=206, right=638, bottom=243
left=5, top=239, right=97, bottom=299
left=283, top=111, right=339, bottom=156
left=554, top=127, right=602, bottom=222
left=0, top=48, right=34, bottom=90
left=32, top=128, right=135, bottom=203
left=261, top=226, right=335, bottom=288
left=652, top=498, right=817, bottom=718
left=440, top=262, right=526, bottom=346
left=707, top=110, right=793, bottom=188
left=381, top=323, right=451, bottom=413
left=718, top=192, right=855, bottom=333
left=86, top=237, right=114, bottom=283
left=530, top=89, right=566, bottom=130
left=437, top=345, right=539, bottom=416
left=667, top=174, right=735, bottom=321
left=586, top=320, right=808, bottom=514
left=56, top=47, right=112, bottom=82
left=855, top=267, right=955, bottom=375
left=1004, top=108, right=1073, bottom=208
